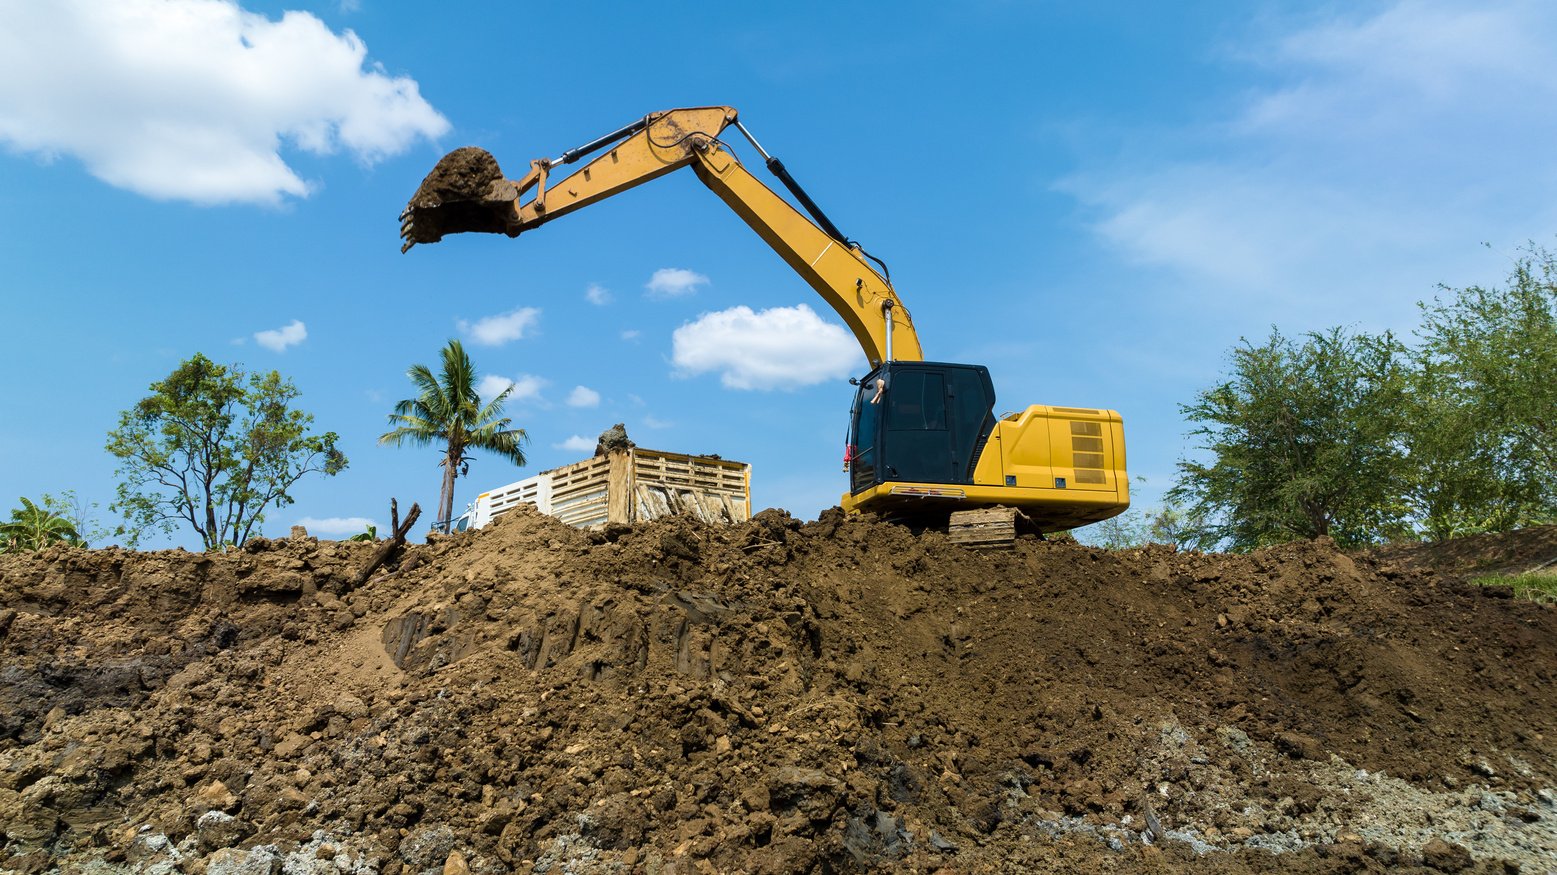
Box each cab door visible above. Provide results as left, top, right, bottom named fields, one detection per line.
left=879, top=368, right=956, bottom=484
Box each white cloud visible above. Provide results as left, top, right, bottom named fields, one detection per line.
left=295, top=516, right=374, bottom=536
left=620, top=329, right=641, bottom=341
left=457, top=307, right=540, bottom=346
left=254, top=319, right=306, bottom=352
left=645, top=267, right=709, bottom=299
left=554, top=435, right=595, bottom=453
left=0, top=0, right=449, bottom=205
left=671, top=303, right=860, bottom=390
left=566, top=385, right=600, bottom=408
left=479, top=373, right=545, bottom=404
left=1237, top=3, right=1556, bottom=142
left=1057, top=1, right=1557, bottom=327
left=585, top=283, right=612, bottom=306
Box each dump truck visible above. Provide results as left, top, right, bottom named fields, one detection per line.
left=453, top=446, right=751, bottom=532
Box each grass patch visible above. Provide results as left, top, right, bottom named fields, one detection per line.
left=1470, top=570, right=1557, bottom=603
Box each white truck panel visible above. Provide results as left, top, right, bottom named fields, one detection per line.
left=457, top=448, right=749, bottom=531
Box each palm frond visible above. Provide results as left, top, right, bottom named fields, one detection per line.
left=383, top=339, right=531, bottom=526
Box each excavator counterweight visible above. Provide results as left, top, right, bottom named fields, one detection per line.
left=400, top=107, right=1130, bottom=541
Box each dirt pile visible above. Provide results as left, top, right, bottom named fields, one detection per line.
left=2, top=510, right=1554, bottom=874
left=402, top=147, right=517, bottom=246
left=1370, top=524, right=1557, bottom=579
left=595, top=424, right=635, bottom=457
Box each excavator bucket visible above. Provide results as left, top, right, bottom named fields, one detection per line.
left=399, top=147, right=520, bottom=252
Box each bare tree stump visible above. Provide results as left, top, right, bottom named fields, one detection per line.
left=351, top=499, right=421, bottom=588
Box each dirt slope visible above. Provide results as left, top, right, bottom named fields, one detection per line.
left=1369, top=524, right=1557, bottom=579
left=1, top=509, right=1554, bottom=874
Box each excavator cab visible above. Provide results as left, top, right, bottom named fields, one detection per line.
left=846, top=362, right=997, bottom=495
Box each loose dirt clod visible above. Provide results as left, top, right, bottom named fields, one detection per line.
left=2, top=514, right=1554, bottom=873
left=594, top=422, right=635, bottom=457
left=402, top=147, right=516, bottom=245
left=408, top=147, right=505, bottom=210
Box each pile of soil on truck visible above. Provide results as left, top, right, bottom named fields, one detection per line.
left=1, top=510, right=1554, bottom=874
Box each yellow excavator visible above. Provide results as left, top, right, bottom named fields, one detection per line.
left=400, top=106, right=1128, bottom=543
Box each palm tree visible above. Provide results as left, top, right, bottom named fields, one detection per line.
left=379, top=340, right=529, bottom=531
left=1, top=497, right=84, bottom=551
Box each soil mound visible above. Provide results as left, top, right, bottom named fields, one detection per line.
left=595, top=423, right=635, bottom=457
left=402, top=147, right=515, bottom=245
left=407, top=147, right=505, bottom=211
left=2, top=511, right=1554, bottom=873
left=1369, top=524, right=1557, bottom=579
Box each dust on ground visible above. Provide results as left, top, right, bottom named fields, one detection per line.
left=2, top=509, right=1554, bottom=874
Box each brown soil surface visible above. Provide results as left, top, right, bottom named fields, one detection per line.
left=2, top=511, right=1555, bottom=874
left=1369, top=524, right=1557, bottom=579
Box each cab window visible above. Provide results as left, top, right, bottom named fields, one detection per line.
left=887, top=370, right=946, bottom=431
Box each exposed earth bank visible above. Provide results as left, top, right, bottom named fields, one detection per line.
left=1, top=511, right=1554, bottom=874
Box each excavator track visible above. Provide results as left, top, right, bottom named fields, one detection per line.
left=948, top=506, right=1027, bottom=550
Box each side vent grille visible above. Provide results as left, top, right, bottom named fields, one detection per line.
left=1069, top=421, right=1107, bottom=484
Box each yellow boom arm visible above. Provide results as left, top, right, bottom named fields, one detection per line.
left=402, top=106, right=923, bottom=366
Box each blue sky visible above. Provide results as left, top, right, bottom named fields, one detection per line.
left=3, top=0, right=1555, bottom=545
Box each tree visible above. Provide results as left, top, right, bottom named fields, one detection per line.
left=1081, top=504, right=1202, bottom=551
left=1144, top=503, right=1202, bottom=549
left=379, top=340, right=528, bottom=531
left=1082, top=505, right=1150, bottom=550
left=1400, top=363, right=1545, bottom=541
left=1076, top=478, right=1203, bottom=550
left=105, top=354, right=347, bottom=549
left=1169, top=327, right=1413, bottom=551
left=1409, top=244, right=1557, bottom=537
left=35, top=489, right=112, bottom=547
left=0, top=497, right=83, bottom=552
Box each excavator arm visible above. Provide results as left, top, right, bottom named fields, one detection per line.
left=400, top=106, right=922, bottom=366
